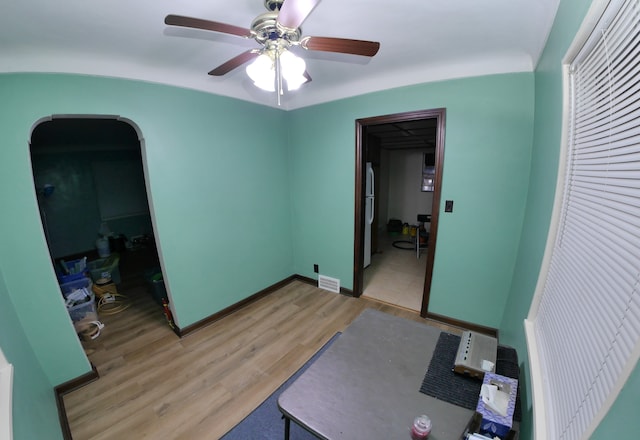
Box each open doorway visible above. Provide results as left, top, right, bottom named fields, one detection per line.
left=30, top=116, right=171, bottom=349
left=353, top=109, right=445, bottom=317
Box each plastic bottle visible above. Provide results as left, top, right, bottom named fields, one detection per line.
left=96, top=236, right=111, bottom=258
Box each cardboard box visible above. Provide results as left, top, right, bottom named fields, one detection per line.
left=475, top=372, right=518, bottom=439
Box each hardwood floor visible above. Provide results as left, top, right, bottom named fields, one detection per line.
left=63, top=279, right=462, bottom=439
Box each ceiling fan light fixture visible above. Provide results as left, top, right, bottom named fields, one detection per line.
left=246, top=53, right=276, bottom=91
left=285, top=74, right=307, bottom=91
left=280, top=49, right=307, bottom=91
left=246, top=48, right=306, bottom=93
left=165, top=0, right=380, bottom=105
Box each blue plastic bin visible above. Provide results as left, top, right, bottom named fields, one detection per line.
left=60, top=276, right=92, bottom=296
left=59, top=277, right=97, bottom=324
left=67, top=295, right=97, bottom=324
left=57, top=258, right=88, bottom=284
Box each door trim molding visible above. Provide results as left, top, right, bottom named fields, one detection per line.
left=353, top=108, right=446, bottom=317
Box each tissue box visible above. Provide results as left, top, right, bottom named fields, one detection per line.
left=476, top=372, right=518, bottom=439
left=459, top=413, right=517, bottom=440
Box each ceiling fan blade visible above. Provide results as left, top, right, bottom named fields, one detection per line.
left=165, top=14, right=252, bottom=38
left=277, top=0, right=322, bottom=29
left=301, top=36, right=380, bottom=57
left=208, top=50, right=259, bottom=76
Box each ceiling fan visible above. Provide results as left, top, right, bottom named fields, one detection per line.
left=165, top=0, right=380, bottom=103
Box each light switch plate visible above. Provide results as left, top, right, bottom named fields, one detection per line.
left=445, top=200, right=454, bottom=212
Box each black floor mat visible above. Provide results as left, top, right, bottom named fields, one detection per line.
left=392, top=240, right=414, bottom=250
left=419, top=332, right=522, bottom=421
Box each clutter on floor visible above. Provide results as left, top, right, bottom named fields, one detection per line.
left=59, top=273, right=102, bottom=339
left=54, top=227, right=178, bottom=340
left=57, top=252, right=130, bottom=341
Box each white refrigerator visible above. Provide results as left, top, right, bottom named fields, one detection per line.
left=364, top=162, right=374, bottom=268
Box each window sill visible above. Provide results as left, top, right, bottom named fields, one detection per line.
left=0, top=363, right=13, bottom=440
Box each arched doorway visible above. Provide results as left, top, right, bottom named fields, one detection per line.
left=30, top=115, right=171, bottom=348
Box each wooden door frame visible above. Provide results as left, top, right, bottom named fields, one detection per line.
left=353, top=108, right=446, bottom=318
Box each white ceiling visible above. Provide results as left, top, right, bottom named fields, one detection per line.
left=1, top=0, right=560, bottom=110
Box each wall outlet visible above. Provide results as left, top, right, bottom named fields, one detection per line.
left=313, top=264, right=319, bottom=273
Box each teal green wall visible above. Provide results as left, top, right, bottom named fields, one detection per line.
left=0, top=74, right=292, bottom=393
left=288, top=73, right=534, bottom=330
left=500, top=0, right=640, bottom=439
left=1, top=73, right=293, bottom=439
left=0, top=268, right=63, bottom=440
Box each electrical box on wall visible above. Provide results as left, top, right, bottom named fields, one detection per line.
left=445, top=200, right=454, bottom=212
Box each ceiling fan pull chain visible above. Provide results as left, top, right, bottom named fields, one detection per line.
left=276, top=50, right=283, bottom=106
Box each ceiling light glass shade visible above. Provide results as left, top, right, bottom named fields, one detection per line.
left=246, top=53, right=275, bottom=91
left=280, top=50, right=307, bottom=91
left=246, top=49, right=306, bottom=93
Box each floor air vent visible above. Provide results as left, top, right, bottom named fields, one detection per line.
left=318, top=275, right=340, bottom=293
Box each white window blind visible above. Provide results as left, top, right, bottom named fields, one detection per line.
left=525, top=0, right=640, bottom=439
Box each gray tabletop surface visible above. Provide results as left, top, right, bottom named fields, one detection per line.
left=278, top=308, right=474, bottom=440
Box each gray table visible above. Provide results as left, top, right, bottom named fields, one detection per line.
left=278, top=309, right=473, bottom=439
